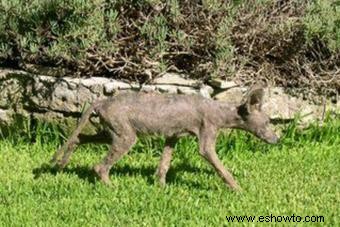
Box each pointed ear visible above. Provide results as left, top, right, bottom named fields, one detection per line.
left=237, top=102, right=249, bottom=119
left=244, top=85, right=264, bottom=112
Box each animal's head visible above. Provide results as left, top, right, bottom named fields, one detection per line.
left=236, top=85, right=279, bottom=144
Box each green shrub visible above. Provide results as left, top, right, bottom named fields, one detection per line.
left=304, top=0, right=340, bottom=52
left=0, top=0, right=117, bottom=64
left=0, top=0, right=338, bottom=98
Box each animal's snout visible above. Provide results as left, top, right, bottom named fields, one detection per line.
left=260, top=129, right=280, bottom=144
left=267, top=134, right=279, bottom=144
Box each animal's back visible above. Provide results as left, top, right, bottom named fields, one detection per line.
left=101, top=92, right=212, bottom=136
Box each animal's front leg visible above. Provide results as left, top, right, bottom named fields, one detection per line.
left=94, top=128, right=137, bottom=184
left=93, top=146, right=126, bottom=184
left=199, top=128, right=241, bottom=191
left=155, top=137, right=177, bottom=186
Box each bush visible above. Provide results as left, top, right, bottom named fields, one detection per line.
left=304, top=0, right=340, bottom=52
left=0, top=0, right=112, bottom=68
left=0, top=0, right=339, bottom=98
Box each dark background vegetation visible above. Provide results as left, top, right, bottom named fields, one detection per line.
left=0, top=0, right=339, bottom=97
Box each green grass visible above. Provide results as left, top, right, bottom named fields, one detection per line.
left=0, top=119, right=339, bottom=226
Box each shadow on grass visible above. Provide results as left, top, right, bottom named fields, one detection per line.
left=32, top=164, right=98, bottom=184
left=32, top=162, right=213, bottom=188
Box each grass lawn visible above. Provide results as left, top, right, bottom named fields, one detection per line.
left=0, top=119, right=339, bottom=226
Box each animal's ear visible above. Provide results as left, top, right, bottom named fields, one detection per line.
left=243, top=85, right=264, bottom=112
left=237, top=102, right=249, bottom=119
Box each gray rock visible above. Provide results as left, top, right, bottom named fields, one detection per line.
left=0, top=79, right=22, bottom=108
left=156, top=85, right=178, bottom=94
left=38, top=75, right=57, bottom=83
left=209, top=79, right=238, bottom=89
left=0, top=108, right=29, bottom=126
left=130, top=83, right=141, bottom=89
left=32, top=111, right=98, bottom=135
left=141, top=85, right=156, bottom=92
left=0, top=68, right=29, bottom=79
left=153, top=73, right=198, bottom=87
left=262, top=87, right=327, bottom=122
left=0, top=109, right=10, bottom=124
left=177, top=86, right=197, bottom=95
left=104, top=81, right=131, bottom=93
left=53, top=84, right=96, bottom=112
left=27, top=77, right=98, bottom=113
left=0, top=68, right=338, bottom=130
left=213, top=87, right=244, bottom=104
left=199, top=85, right=214, bottom=98
left=262, top=87, right=296, bottom=119
left=80, top=77, right=111, bottom=88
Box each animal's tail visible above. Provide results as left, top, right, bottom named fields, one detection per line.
left=50, top=102, right=99, bottom=165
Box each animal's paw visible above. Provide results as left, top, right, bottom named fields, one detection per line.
left=231, top=184, right=243, bottom=193
left=93, top=164, right=111, bottom=185
left=155, top=177, right=167, bottom=188
left=49, top=160, right=67, bottom=171
left=49, top=157, right=58, bottom=166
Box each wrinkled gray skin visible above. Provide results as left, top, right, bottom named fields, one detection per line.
left=51, top=86, right=279, bottom=191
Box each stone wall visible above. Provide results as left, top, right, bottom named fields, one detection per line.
left=0, top=68, right=338, bottom=133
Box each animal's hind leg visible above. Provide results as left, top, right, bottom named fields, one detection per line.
left=50, top=103, right=98, bottom=166
left=51, top=136, right=80, bottom=168
left=94, top=129, right=137, bottom=184
left=56, top=131, right=112, bottom=169
left=155, top=137, right=177, bottom=186
left=57, top=131, right=112, bottom=167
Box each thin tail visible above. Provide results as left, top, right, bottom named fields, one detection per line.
left=50, top=102, right=98, bottom=164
